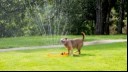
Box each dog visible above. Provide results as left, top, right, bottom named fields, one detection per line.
left=60, top=32, right=85, bottom=56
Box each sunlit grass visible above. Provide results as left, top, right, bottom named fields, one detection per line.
left=0, top=42, right=127, bottom=71
left=0, top=35, right=127, bottom=49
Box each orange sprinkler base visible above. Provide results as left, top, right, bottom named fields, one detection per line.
left=47, top=52, right=68, bottom=57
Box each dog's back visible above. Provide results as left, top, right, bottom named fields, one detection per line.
left=71, top=39, right=83, bottom=49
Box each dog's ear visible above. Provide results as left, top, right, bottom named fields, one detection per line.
left=65, top=38, right=68, bottom=40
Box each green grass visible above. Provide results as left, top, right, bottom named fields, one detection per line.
left=0, top=35, right=127, bottom=49
left=0, top=42, right=127, bottom=71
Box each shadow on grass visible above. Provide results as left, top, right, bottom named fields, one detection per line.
left=73, top=53, right=95, bottom=57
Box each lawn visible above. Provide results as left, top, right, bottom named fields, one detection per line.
left=0, top=34, right=127, bottom=49
left=0, top=42, right=127, bottom=71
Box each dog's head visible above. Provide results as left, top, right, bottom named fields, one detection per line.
left=60, top=38, right=68, bottom=44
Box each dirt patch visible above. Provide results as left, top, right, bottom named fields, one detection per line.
left=0, top=39, right=127, bottom=52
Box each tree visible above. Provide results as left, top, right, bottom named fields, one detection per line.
left=95, top=0, right=116, bottom=35
left=62, top=0, right=96, bottom=35
left=103, top=0, right=116, bottom=35
left=95, top=0, right=104, bottom=34
left=117, top=0, right=125, bottom=34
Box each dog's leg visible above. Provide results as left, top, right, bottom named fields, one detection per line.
left=77, top=46, right=81, bottom=55
left=78, top=48, right=81, bottom=54
left=68, top=47, right=73, bottom=56
left=70, top=49, right=73, bottom=56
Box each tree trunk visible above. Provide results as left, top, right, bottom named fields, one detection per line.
left=102, top=0, right=109, bottom=35
left=95, top=0, right=116, bottom=35
left=104, top=13, right=110, bottom=34
left=117, top=0, right=124, bottom=34
left=95, top=0, right=104, bottom=34
left=103, top=0, right=116, bottom=35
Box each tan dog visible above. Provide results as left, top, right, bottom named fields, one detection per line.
left=60, top=32, right=85, bottom=56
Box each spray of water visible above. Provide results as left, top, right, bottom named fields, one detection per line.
left=25, top=0, right=71, bottom=47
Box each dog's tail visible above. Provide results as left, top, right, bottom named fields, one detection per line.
left=81, top=32, right=85, bottom=41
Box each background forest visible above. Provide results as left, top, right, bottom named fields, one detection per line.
left=0, top=0, right=127, bottom=37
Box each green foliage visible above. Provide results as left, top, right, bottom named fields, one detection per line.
left=0, top=0, right=96, bottom=37
left=64, top=0, right=96, bottom=35
left=0, top=0, right=127, bottom=37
